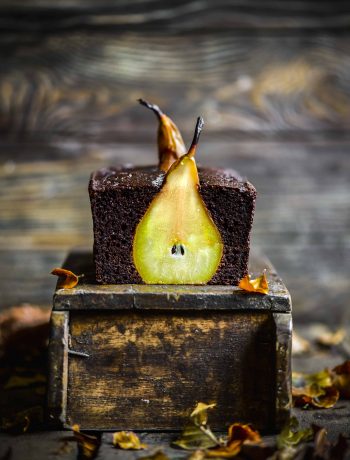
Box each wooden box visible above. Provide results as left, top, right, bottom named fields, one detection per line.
left=47, top=251, right=292, bottom=432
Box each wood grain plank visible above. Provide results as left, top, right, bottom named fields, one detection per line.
left=0, top=1, right=349, bottom=32
left=67, top=310, right=276, bottom=430
left=0, top=33, right=350, bottom=138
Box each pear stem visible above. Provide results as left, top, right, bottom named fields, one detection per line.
left=138, top=98, right=164, bottom=120
left=188, top=116, right=204, bottom=157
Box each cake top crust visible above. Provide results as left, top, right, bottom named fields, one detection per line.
left=90, top=165, right=256, bottom=195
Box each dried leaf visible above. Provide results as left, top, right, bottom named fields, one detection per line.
left=238, top=271, right=269, bottom=295
left=332, top=360, right=350, bottom=398
left=206, top=424, right=261, bottom=458
left=292, top=369, right=339, bottom=408
left=277, top=417, right=313, bottom=449
left=292, top=331, right=311, bottom=356
left=316, top=328, right=346, bottom=347
left=51, top=268, right=79, bottom=289
left=173, top=424, right=218, bottom=451
left=191, top=402, right=216, bottom=426
left=113, top=431, right=147, bottom=450
left=292, top=369, right=333, bottom=390
left=72, top=424, right=100, bottom=459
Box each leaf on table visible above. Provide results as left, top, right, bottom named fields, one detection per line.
left=173, top=424, right=218, bottom=450
left=238, top=271, right=269, bottom=295
left=332, top=360, right=350, bottom=399
left=191, top=402, right=216, bottom=426
left=293, top=385, right=339, bottom=409
left=206, top=424, right=261, bottom=458
left=72, top=424, right=100, bottom=459
left=292, top=331, right=311, bottom=356
left=316, top=328, right=346, bottom=347
left=51, top=268, right=79, bottom=289
left=277, top=417, right=313, bottom=449
left=113, top=431, right=147, bottom=450
left=292, top=369, right=333, bottom=389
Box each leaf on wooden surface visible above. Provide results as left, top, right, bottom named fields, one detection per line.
left=191, top=402, right=216, bottom=426
left=206, top=424, right=261, bottom=458
left=292, top=368, right=340, bottom=408
left=72, top=424, right=100, bottom=459
left=238, top=271, right=269, bottom=295
left=332, top=360, right=350, bottom=399
left=173, top=402, right=219, bottom=450
left=113, top=431, right=147, bottom=450
left=316, top=328, right=346, bottom=347
left=173, top=424, right=218, bottom=451
left=51, top=268, right=79, bottom=289
left=277, top=417, right=313, bottom=449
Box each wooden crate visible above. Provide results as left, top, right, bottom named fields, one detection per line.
left=47, top=251, right=291, bottom=432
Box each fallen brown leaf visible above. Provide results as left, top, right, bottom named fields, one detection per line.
left=191, top=403, right=216, bottom=426
left=206, top=424, right=261, bottom=458
left=277, top=417, right=313, bottom=449
left=113, top=431, right=147, bottom=450
left=332, top=360, right=350, bottom=398
left=51, top=268, right=79, bottom=289
left=239, top=271, right=269, bottom=295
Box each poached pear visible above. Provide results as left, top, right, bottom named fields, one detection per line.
left=133, top=117, right=223, bottom=284
left=138, top=98, right=186, bottom=172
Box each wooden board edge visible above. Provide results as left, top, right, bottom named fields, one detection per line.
left=46, top=310, right=69, bottom=428
left=273, top=312, right=292, bottom=430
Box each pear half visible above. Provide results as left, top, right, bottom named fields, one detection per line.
left=133, top=117, right=223, bottom=284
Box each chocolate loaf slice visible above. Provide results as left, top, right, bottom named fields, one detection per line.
left=89, top=165, right=256, bottom=285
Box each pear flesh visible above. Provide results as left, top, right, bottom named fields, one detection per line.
left=133, top=154, right=223, bottom=284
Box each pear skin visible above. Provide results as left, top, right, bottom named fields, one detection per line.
left=133, top=117, right=223, bottom=284
left=138, top=99, right=186, bottom=172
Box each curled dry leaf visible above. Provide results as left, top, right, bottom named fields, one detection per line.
left=191, top=402, right=216, bottom=426
left=292, top=369, right=339, bottom=408
left=277, top=417, right=313, bottom=449
left=206, top=424, right=261, bottom=458
left=72, top=424, right=100, bottom=459
left=172, top=424, right=218, bottom=451
left=173, top=402, right=219, bottom=451
left=293, top=385, right=339, bottom=409
left=113, top=431, right=147, bottom=450
left=51, top=268, right=79, bottom=289
left=238, top=271, right=269, bottom=295
left=332, top=360, right=350, bottom=399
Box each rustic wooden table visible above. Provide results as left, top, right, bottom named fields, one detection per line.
left=0, top=1, right=349, bottom=457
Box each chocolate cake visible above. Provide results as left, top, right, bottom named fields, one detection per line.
left=89, top=165, right=256, bottom=285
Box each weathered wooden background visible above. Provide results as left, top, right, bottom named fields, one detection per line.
left=0, top=1, right=349, bottom=324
